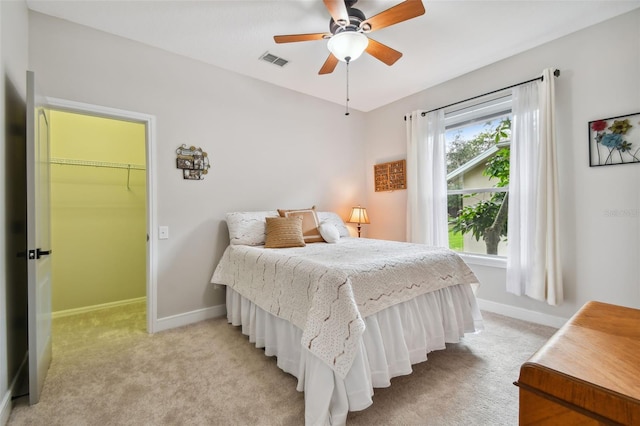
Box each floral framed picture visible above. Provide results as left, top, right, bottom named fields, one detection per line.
left=589, top=112, right=640, bottom=166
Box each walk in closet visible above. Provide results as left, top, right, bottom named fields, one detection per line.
left=50, top=110, right=147, bottom=315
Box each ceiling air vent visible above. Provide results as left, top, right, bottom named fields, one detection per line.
left=259, top=52, right=289, bottom=67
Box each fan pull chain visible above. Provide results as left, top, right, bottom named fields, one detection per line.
left=345, top=56, right=351, bottom=116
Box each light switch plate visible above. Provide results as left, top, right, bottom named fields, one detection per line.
left=159, top=226, right=169, bottom=240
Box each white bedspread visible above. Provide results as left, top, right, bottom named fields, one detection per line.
left=211, top=238, right=478, bottom=378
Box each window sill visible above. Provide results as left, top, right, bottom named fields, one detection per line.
left=458, top=253, right=507, bottom=269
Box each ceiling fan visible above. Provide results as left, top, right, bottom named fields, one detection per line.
left=274, top=0, right=426, bottom=75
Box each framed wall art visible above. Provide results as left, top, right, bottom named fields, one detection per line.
left=374, top=159, right=406, bottom=192
left=589, top=112, right=640, bottom=167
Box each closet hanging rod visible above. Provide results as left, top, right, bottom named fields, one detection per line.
left=50, top=158, right=146, bottom=170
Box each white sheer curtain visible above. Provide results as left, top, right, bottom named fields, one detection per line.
left=506, top=68, right=563, bottom=305
left=405, top=110, right=448, bottom=247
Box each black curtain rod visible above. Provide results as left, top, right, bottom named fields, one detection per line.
left=404, top=69, right=560, bottom=120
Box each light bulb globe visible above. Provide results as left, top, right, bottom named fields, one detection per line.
left=327, top=31, right=369, bottom=62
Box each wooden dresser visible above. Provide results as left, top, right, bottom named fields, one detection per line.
left=516, top=301, right=640, bottom=425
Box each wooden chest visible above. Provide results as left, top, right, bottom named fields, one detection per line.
left=516, top=301, right=640, bottom=425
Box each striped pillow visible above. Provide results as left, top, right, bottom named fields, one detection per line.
left=264, top=216, right=306, bottom=248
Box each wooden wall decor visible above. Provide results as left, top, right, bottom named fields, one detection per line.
left=374, top=159, right=406, bottom=192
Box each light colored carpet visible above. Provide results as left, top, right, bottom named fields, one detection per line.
left=8, top=301, right=556, bottom=425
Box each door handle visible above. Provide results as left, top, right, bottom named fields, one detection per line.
left=28, top=248, right=52, bottom=259
left=37, top=248, right=52, bottom=258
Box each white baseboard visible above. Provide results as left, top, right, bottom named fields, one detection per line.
left=477, top=298, right=568, bottom=329
left=52, top=297, right=147, bottom=319
left=0, top=389, right=11, bottom=426
left=153, top=304, right=226, bottom=333
left=1, top=351, right=29, bottom=425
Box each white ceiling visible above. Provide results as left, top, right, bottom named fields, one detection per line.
left=26, top=0, right=640, bottom=112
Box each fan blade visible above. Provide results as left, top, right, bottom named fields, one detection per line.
left=319, top=54, right=339, bottom=75
left=323, top=0, right=349, bottom=26
left=362, top=0, right=425, bottom=32
left=274, top=33, right=329, bottom=44
left=366, top=38, right=403, bottom=66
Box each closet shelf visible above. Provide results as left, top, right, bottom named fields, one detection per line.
left=50, top=158, right=146, bottom=190
left=50, top=158, right=145, bottom=170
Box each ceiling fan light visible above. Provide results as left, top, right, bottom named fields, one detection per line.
left=327, top=31, right=369, bottom=62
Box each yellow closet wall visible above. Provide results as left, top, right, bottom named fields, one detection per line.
left=50, top=110, right=146, bottom=312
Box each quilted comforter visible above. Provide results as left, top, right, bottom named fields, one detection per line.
left=211, top=238, right=478, bottom=378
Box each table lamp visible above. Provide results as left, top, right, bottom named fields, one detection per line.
left=348, top=206, right=370, bottom=238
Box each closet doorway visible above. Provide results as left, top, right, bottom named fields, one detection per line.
left=49, top=109, right=148, bottom=328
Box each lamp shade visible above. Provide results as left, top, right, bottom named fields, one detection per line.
left=327, top=31, right=369, bottom=62
left=348, top=206, right=370, bottom=224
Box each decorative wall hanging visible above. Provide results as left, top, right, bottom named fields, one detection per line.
left=176, top=144, right=210, bottom=180
left=374, top=159, right=406, bottom=192
left=589, top=112, right=640, bottom=166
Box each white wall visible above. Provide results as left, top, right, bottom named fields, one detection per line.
left=364, top=9, right=640, bottom=321
left=1, top=1, right=29, bottom=422
left=28, top=11, right=367, bottom=320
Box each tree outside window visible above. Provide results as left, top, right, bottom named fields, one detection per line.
left=446, top=117, right=511, bottom=255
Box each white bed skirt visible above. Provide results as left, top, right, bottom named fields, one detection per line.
left=226, top=284, right=483, bottom=426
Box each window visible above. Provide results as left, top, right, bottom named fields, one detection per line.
left=445, top=93, right=512, bottom=256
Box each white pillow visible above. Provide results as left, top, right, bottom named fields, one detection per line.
left=316, top=212, right=350, bottom=237
left=226, top=211, right=279, bottom=245
left=318, top=222, right=340, bottom=243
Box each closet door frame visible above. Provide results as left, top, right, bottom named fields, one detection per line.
left=46, top=97, right=158, bottom=333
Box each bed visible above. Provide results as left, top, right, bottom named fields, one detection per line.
left=211, top=209, right=483, bottom=425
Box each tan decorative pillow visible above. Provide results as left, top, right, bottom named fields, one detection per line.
left=264, top=216, right=306, bottom=248
left=277, top=206, right=324, bottom=243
